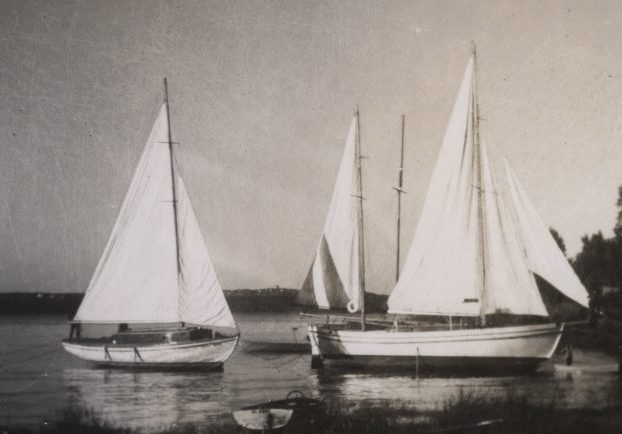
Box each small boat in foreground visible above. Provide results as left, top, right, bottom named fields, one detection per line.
left=232, top=391, right=325, bottom=431
left=62, top=79, right=238, bottom=369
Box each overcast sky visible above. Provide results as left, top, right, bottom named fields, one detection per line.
left=1, top=0, right=621, bottom=294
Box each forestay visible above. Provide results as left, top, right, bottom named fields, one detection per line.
left=74, top=105, right=235, bottom=328
left=297, top=117, right=361, bottom=312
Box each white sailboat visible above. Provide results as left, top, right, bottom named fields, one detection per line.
left=62, top=80, right=239, bottom=369
left=308, top=48, right=589, bottom=372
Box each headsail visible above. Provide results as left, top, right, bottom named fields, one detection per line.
left=478, top=139, right=548, bottom=316
left=176, top=174, right=236, bottom=328
left=504, top=161, right=589, bottom=307
left=75, top=104, right=235, bottom=327
left=388, top=54, right=549, bottom=317
left=297, top=117, right=361, bottom=311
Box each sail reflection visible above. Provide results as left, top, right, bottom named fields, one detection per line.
left=64, top=368, right=228, bottom=430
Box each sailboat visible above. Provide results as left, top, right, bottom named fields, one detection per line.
left=308, top=47, right=589, bottom=372
left=62, top=79, right=239, bottom=369
left=296, top=113, right=364, bottom=316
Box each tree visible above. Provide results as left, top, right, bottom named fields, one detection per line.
left=615, top=186, right=622, bottom=241
left=550, top=228, right=566, bottom=256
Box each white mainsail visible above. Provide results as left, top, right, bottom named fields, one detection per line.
left=297, top=117, right=361, bottom=311
left=388, top=55, right=552, bottom=317
left=504, top=161, right=589, bottom=308
left=74, top=104, right=235, bottom=328
left=388, top=57, right=480, bottom=316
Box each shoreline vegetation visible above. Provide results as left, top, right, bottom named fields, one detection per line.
left=0, top=289, right=389, bottom=315
left=3, top=392, right=621, bottom=433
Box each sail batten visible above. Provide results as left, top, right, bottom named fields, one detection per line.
left=297, top=117, right=361, bottom=311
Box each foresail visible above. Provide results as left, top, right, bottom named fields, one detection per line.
left=504, top=161, right=589, bottom=307
left=479, top=141, right=548, bottom=316
left=176, top=175, right=236, bottom=328
left=297, top=117, right=360, bottom=311
left=388, top=57, right=480, bottom=316
left=75, top=105, right=179, bottom=323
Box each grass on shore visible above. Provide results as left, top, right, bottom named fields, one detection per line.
left=17, top=390, right=621, bottom=434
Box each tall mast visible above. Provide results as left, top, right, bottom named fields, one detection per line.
left=472, top=44, right=487, bottom=326
left=355, top=107, right=367, bottom=331
left=394, top=114, right=406, bottom=283
left=164, top=78, right=181, bottom=277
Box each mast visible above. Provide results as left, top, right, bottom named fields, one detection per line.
left=355, top=107, right=367, bottom=331
left=394, top=114, right=406, bottom=283
left=471, top=44, right=487, bottom=326
left=164, top=77, right=182, bottom=277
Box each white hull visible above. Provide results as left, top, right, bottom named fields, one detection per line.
left=309, top=323, right=563, bottom=372
left=62, top=335, right=238, bottom=369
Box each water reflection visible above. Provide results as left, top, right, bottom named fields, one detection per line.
left=312, top=351, right=622, bottom=411
left=64, top=368, right=229, bottom=429
left=2, top=315, right=621, bottom=430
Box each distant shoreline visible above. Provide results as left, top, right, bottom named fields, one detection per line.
left=0, top=289, right=389, bottom=315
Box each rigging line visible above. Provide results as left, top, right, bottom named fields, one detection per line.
left=0, top=341, right=59, bottom=357
left=0, top=347, right=60, bottom=370
left=0, top=344, right=62, bottom=395
left=237, top=342, right=306, bottom=376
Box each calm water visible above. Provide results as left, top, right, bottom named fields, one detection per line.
left=1, top=313, right=621, bottom=430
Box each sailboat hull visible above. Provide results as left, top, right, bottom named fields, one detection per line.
left=309, top=323, right=563, bottom=373
left=62, top=335, right=238, bottom=370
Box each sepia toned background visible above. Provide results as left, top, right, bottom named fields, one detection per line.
left=1, top=0, right=621, bottom=294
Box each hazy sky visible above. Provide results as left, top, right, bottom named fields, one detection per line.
left=1, top=0, right=621, bottom=294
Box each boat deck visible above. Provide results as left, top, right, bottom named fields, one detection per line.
left=64, top=326, right=235, bottom=347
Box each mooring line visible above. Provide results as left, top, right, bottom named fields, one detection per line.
left=0, top=343, right=62, bottom=395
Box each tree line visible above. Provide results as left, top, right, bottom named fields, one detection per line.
left=557, top=186, right=622, bottom=317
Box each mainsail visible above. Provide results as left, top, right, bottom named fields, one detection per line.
left=297, top=117, right=361, bottom=311
left=387, top=54, right=563, bottom=317
left=74, top=104, right=236, bottom=328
